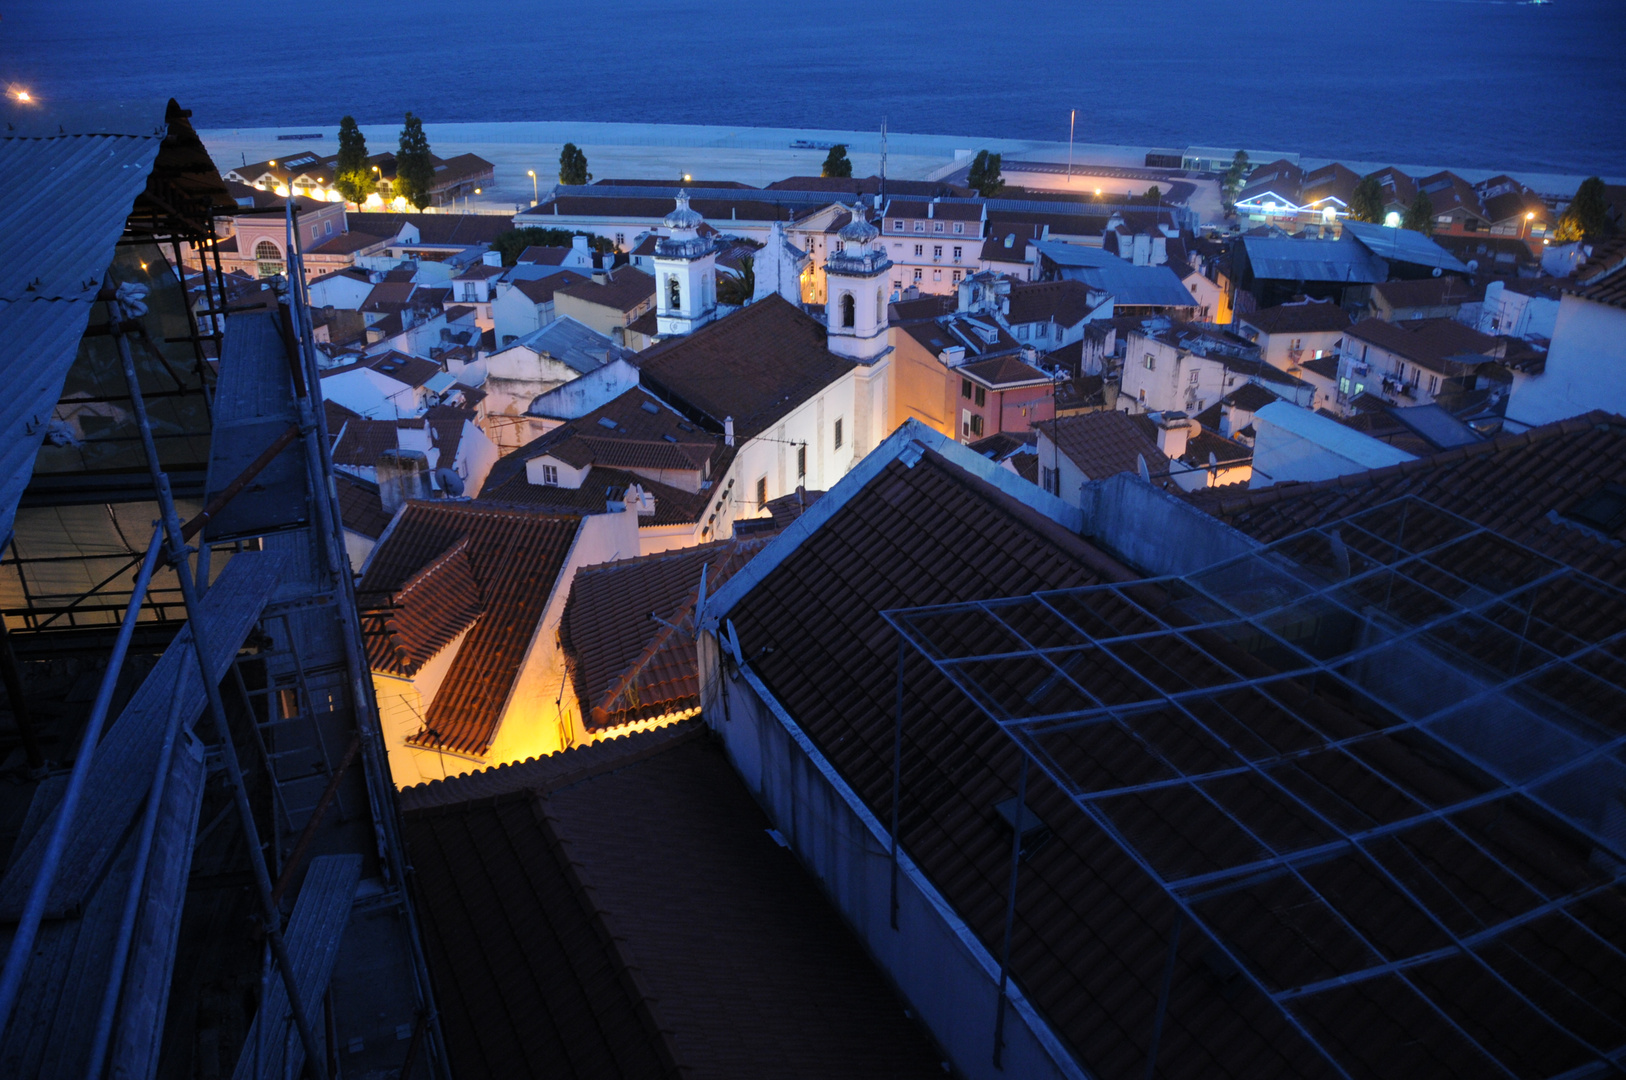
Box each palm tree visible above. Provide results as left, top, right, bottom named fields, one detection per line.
left=717, top=254, right=756, bottom=306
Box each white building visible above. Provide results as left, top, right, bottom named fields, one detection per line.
left=1505, top=243, right=1626, bottom=428
left=1249, top=400, right=1415, bottom=488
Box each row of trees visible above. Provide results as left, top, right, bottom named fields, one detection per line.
left=818, top=143, right=1008, bottom=198
left=332, top=113, right=435, bottom=209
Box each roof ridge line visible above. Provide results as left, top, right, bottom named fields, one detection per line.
left=532, top=797, right=690, bottom=1076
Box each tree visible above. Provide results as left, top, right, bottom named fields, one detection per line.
left=821, top=144, right=852, bottom=179
left=717, top=253, right=756, bottom=306
left=1145, top=184, right=1162, bottom=203
left=966, top=150, right=1005, bottom=198
left=559, top=143, right=591, bottom=186
left=333, top=116, right=372, bottom=205
left=490, top=227, right=615, bottom=266
left=1221, top=150, right=1250, bottom=214
left=1401, top=190, right=1435, bottom=235
left=1350, top=175, right=1385, bottom=224
left=1554, top=176, right=1613, bottom=243
left=395, top=112, right=435, bottom=210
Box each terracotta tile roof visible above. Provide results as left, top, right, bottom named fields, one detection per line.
left=1346, top=316, right=1501, bottom=374
left=1048, top=409, right=1171, bottom=480
left=358, top=502, right=583, bottom=756
left=479, top=465, right=709, bottom=527
left=889, top=294, right=957, bottom=323
left=764, top=486, right=823, bottom=529
left=1237, top=301, right=1352, bottom=336
left=634, top=295, right=855, bottom=439
left=981, top=223, right=1041, bottom=263
left=959, top=354, right=1051, bottom=387
left=1570, top=235, right=1626, bottom=310
left=1416, top=170, right=1488, bottom=221
left=489, top=386, right=724, bottom=482
left=1219, top=382, right=1280, bottom=413
left=370, top=350, right=442, bottom=388
left=361, top=280, right=416, bottom=313
left=331, top=416, right=412, bottom=466
left=346, top=211, right=513, bottom=247
left=451, top=263, right=504, bottom=281
left=516, top=245, right=573, bottom=265
left=1192, top=411, right=1626, bottom=584
left=333, top=473, right=393, bottom=539
left=509, top=269, right=591, bottom=305
left=724, top=454, right=1344, bottom=1078
left=561, top=538, right=767, bottom=731
left=424, top=404, right=474, bottom=470
left=556, top=267, right=655, bottom=313
left=307, top=230, right=386, bottom=256
left=1371, top=277, right=1482, bottom=311
left=1006, top=279, right=1100, bottom=327
left=401, top=724, right=948, bottom=1079
left=364, top=536, right=485, bottom=678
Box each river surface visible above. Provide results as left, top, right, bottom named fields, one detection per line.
left=3, top=0, right=1622, bottom=174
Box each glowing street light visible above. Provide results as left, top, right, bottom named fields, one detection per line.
left=15, top=90, right=31, bottom=103
left=527, top=169, right=537, bottom=204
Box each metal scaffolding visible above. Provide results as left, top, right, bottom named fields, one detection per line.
left=883, top=495, right=1626, bottom=1078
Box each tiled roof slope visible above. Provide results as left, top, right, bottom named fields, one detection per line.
left=1571, top=235, right=1626, bottom=310
left=726, top=450, right=1334, bottom=1079
left=358, top=501, right=582, bottom=755
left=479, top=464, right=709, bottom=527
left=560, top=538, right=767, bottom=731
left=401, top=723, right=948, bottom=1079
left=634, top=295, right=854, bottom=438
left=365, top=536, right=484, bottom=678
left=493, top=386, right=724, bottom=483
left=1237, top=301, right=1352, bottom=336
left=1049, top=409, right=1172, bottom=481
left=333, top=473, right=393, bottom=539
left=1192, top=411, right=1626, bottom=586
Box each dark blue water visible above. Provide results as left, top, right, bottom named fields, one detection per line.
left=4, top=0, right=1622, bottom=174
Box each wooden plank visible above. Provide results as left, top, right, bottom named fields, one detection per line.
left=0, top=549, right=285, bottom=919
left=231, top=854, right=362, bottom=1080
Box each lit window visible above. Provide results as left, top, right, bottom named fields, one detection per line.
left=542, top=464, right=559, bottom=485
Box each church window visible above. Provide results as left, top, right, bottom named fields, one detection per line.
left=840, top=293, right=855, bottom=328
left=668, top=275, right=682, bottom=310
left=876, top=288, right=883, bottom=322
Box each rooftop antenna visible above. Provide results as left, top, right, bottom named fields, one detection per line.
left=1067, top=109, right=1076, bottom=184
left=880, top=116, right=888, bottom=205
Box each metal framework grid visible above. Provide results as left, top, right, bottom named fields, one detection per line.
left=883, top=495, right=1626, bottom=1079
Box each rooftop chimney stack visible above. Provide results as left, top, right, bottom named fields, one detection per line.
left=724, top=415, right=735, bottom=447
left=1152, top=411, right=1193, bottom=460
left=378, top=449, right=431, bottom=513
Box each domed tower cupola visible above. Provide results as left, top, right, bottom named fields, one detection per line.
left=823, top=204, right=893, bottom=362
left=654, top=194, right=719, bottom=336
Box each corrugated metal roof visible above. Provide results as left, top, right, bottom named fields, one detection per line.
left=1241, top=233, right=1386, bottom=283
left=0, top=100, right=174, bottom=542
left=1342, top=220, right=1470, bottom=272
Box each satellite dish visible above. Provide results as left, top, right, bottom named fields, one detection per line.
left=1432, top=267, right=1442, bottom=277
left=434, top=467, right=465, bottom=497
left=1467, top=259, right=1479, bottom=273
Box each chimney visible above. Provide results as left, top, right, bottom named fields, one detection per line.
left=1152, top=411, right=1192, bottom=460
left=592, top=268, right=608, bottom=285
left=724, top=415, right=735, bottom=447
left=571, top=234, right=588, bottom=252
left=377, top=449, right=431, bottom=513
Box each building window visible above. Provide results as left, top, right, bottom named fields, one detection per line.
left=953, top=246, right=962, bottom=259
left=933, top=270, right=941, bottom=282
left=756, top=476, right=767, bottom=510
left=954, top=222, right=964, bottom=234
left=1042, top=466, right=1058, bottom=495
left=797, top=444, right=806, bottom=478
left=969, top=414, right=984, bottom=436
left=833, top=418, right=843, bottom=450
left=311, top=224, right=320, bottom=240
left=542, top=464, right=559, bottom=485
left=1143, top=353, right=1156, bottom=370
left=934, top=222, right=943, bottom=233
left=914, top=222, right=925, bottom=233
left=893, top=220, right=904, bottom=231
left=893, top=279, right=902, bottom=290
left=975, top=386, right=986, bottom=407
left=461, top=282, right=477, bottom=301
left=253, top=239, right=283, bottom=277
left=668, top=275, right=681, bottom=310
left=1189, top=370, right=1199, bottom=384
left=933, top=245, right=943, bottom=258
left=951, top=270, right=961, bottom=284
left=913, top=268, right=922, bottom=282
left=962, top=379, right=973, bottom=399
left=841, top=293, right=855, bottom=328
left=615, top=232, right=626, bottom=247
left=325, top=220, right=333, bottom=236
left=914, top=244, right=923, bottom=257
left=1428, top=374, right=1439, bottom=395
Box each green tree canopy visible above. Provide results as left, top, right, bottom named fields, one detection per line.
left=1221, top=150, right=1250, bottom=213
left=334, top=116, right=371, bottom=204
left=490, top=227, right=616, bottom=267
left=717, top=253, right=756, bottom=306
left=559, top=143, right=591, bottom=186
left=1401, top=190, right=1435, bottom=235
left=395, top=112, right=435, bottom=210
left=1145, top=184, right=1161, bottom=203
left=967, top=150, right=1006, bottom=198
left=821, top=144, right=852, bottom=179
left=1554, top=176, right=1613, bottom=243
left=1349, top=175, right=1385, bottom=224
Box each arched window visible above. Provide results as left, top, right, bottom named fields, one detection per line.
left=876, top=288, right=884, bottom=324
left=254, top=239, right=283, bottom=277
left=667, top=275, right=682, bottom=311
left=840, top=293, right=855, bottom=329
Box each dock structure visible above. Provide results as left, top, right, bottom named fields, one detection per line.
left=0, top=97, right=445, bottom=1079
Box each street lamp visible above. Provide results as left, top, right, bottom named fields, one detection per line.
left=527, top=169, right=537, bottom=205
